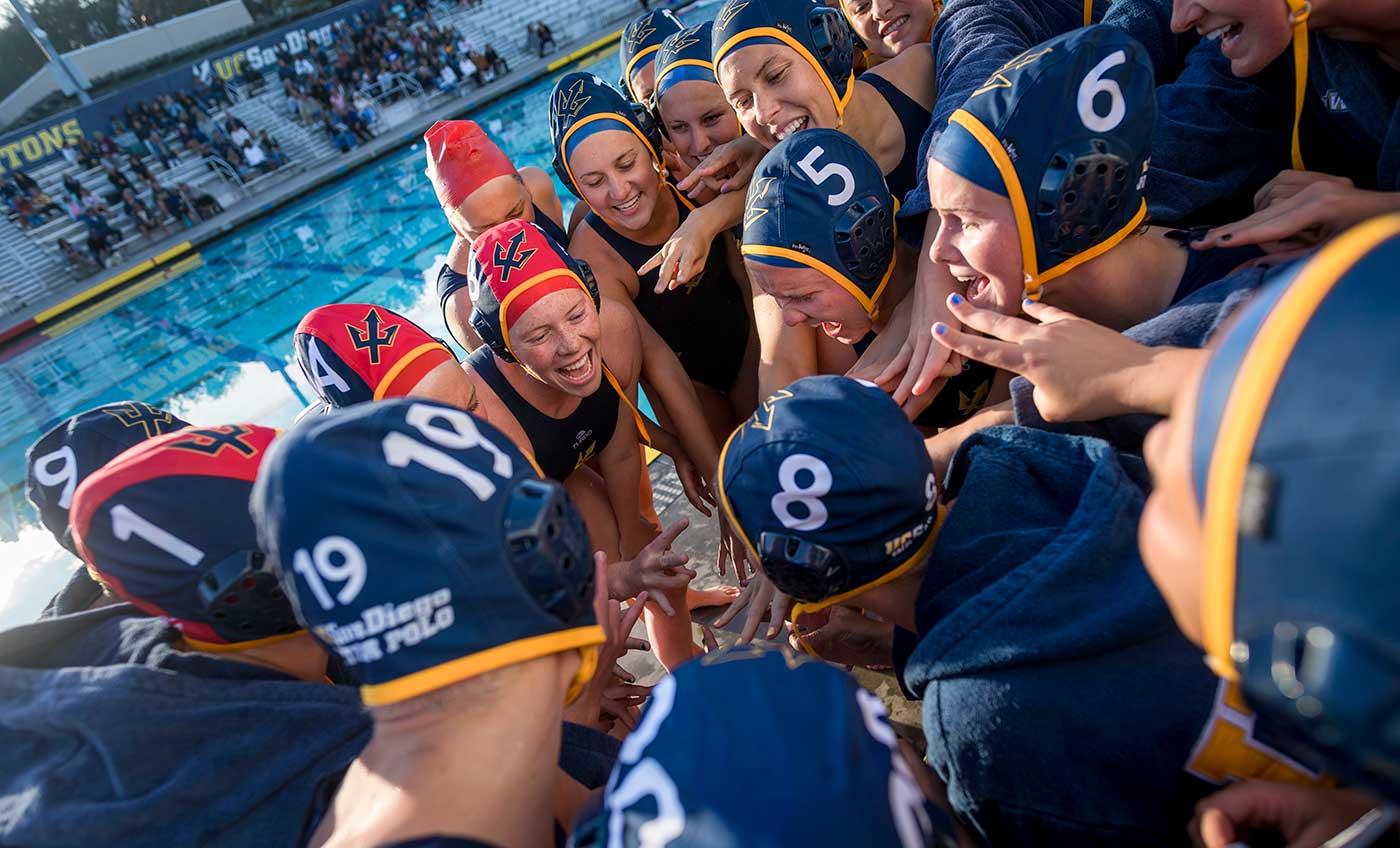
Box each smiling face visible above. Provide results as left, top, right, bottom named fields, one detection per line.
left=508, top=287, right=604, bottom=397
left=1139, top=353, right=1209, bottom=647
left=628, top=60, right=659, bottom=105
left=568, top=129, right=662, bottom=231
left=1170, top=0, right=1292, bottom=77
left=746, top=260, right=871, bottom=342
left=448, top=173, right=535, bottom=242
left=658, top=79, right=743, bottom=170
left=717, top=42, right=838, bottom=148
left=927, top=161, right=1024, bottom=315
left=839, top=0, right=937, bottom=60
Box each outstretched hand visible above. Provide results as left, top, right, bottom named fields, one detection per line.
left=1191, top=170, right=1400, bottom=254
left=674, top=136, right=764, bottom=197
left=712, top=570, right=792, bottom=644
left=639, top=211, right=715, bottom=294
left=1189, top=781, right=1381, bottom=848
left=610, top=521, right=696, bottom=616
left=565, top=553, right=651, bottom=730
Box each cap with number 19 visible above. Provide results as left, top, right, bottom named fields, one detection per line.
left=717, top=376, right=941, bottom=618
left=251, top=399, right=603, bottom=707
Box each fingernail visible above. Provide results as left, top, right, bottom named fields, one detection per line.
left=1220, top=233, right=1233, bottom=242
left=933, top=322, right=947, bottom=336
left=948, top=292, right=963, bottom=306
left=641, top=642, right=650, bottom=650
left=1024, top=298, right=1035, bottom=307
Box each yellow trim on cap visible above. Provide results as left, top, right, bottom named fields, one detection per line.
left=1083, top=0, right=1092, bottom=26
left=360, top=624, right=606, bottom=706
left=624, top=44, right=664, bottom=99
left=374, top=342, right=449, bottom=401
left=714, top=26, right=856, bottom=120
left=495, top=267, right=591, bottom=362
left=655, top=58, right=716, bottom=93
left=715, top=424, right=761, bottom=566
left=1285, top=0, right=1310, bottom=171
left=948, top=109, right=1147, bottom=301
left=741, top=243, right=892, bottom=319
left=560, top=112, right=664, bottom=204
left=1200, top=213, right=1400, bottom=679
left=185, top=629, right=308, bottom=653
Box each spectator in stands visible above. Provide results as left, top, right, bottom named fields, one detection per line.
left=126, top=153, right=154, bottom=185
left=73, top=136, right=100, bottom=168
left=296, top=91, right=325, bottom=125
left=536, top=20, right=556, bottom=56
left=225, top=117, right=252, bottom=148
left=157, top=184, right=195, bottom=228
left=104, top=165, right=134, bottom=197
left=93, top=132, right=120, bottom=166
left=470, top=50, right=495, bottom=84
left=338, top=105, right=373, bottom=143
left=484, top=44, right=508, bottom=75
left=79, top=188, right=109, bottom=216
left=325, top=117, right=356, bottom=153
left=258, top=131, right=289, bottom=169
left=0, top=175, right=20, bottom=211
left=121, top=189, right=163, bottom=239
left=142, top=128, right=176, bottom=169
left=56, top=237, right=98, bottom=277
left=12, top=168, right=39, bottom=197
left=61, top=174, right=83, bottom=203
left=11, top=194, right=43, bottom=230
left=80, top=209, right=120, bottom=267
left=178, top=183, right=222, bottom=220
left=61, top=139, right=81, bottom=168
left=239, top=138, right=270, bottom=179
left=238, top=62, right=263, bottom=94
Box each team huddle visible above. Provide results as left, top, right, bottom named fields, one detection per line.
left=6, top=0, right=1400, bottom=845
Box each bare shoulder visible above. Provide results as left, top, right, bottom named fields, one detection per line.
left=571, top=220, right=640, bottom=300
left=445, top=235, right=472, bottom=273
left=598, top=298, right=642, bottom=386
left=866, top=47, right=937, bottom=109
left=520, top=166, right=564, bottom=224
left=462, top=361, right=531, bottom=453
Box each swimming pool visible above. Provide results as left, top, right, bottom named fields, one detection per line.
left=0, top=47, right=627, bottom=628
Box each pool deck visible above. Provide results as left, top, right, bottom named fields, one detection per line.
left=0, top=18, right=635, bottom=347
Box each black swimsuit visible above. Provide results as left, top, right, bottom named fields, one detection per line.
left=436, top=203, right=569, bottom=348
left=860, top=74, right=932, bottom=203
left=584, top=186, right=749, bottom=392
left=468, top=347, right=645, bottom=481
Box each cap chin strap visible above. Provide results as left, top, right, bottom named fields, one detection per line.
left=565, top=643, right=600, bottom=705
left=1285, top=0, right=1311, bottom=170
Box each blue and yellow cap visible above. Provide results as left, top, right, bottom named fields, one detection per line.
left=716, top=376, right=941, bottom=623
left=654, top=23, right=718, bottom=104
left=550, top=72, right=665, bottom=201
left=742, top=129, right=897, bottom=318
left=712, top=0, right=856, bottom=122
left=252, top=399, right=603, bottom=707
left=929, top=25, right=1155, bottom=300
left=26, top=401, right=190, bottom=555
left=619, top=9, right=686, bottom=103
left=1189, top=213, right=1400, bottom=799
left=571, top=645, right=960, bottom=847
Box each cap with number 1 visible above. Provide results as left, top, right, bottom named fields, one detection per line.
left=251, top=399, right=603, bottom=707
left=716, top=376, right=941, bottom=616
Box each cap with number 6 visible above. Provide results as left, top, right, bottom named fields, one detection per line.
left=571, top=645, right=960, bottom=847
left=929, top=25, right=1155, bottom=300
left=27, top=401, right=190, bottom=554
left=69, top=424, right=302, bottom=650
left=717, top=375, right=942, bottom=619
left=251, top=399, right=603, bottom=707
left=742, top=128, right=897, bottom=319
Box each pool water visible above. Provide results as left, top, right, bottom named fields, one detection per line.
left=0, top=48, right=628, bottom=627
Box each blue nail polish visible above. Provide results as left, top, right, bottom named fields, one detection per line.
left=948, top=293, right=963, bottom=306
left=1024, top=298, right=1035, bottom=307
left=933, top=323, right=947, bottom=336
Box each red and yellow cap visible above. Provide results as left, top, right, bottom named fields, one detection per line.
left=294, top=304, right=456, bottom=409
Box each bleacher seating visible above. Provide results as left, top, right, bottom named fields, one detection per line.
left=0, top=0, right=640, bottom=322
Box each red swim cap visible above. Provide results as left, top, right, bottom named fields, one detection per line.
left=294, top=304, right=455, bottom=408
left=424, top=120, right=517, bottom=212
left=469, top=220, right=596, bottom=361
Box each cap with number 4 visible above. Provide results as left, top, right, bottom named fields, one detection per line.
left=251, top=399, right=603, bottom=707
left=27, top=401, right=190, bottom=554
left=69, top=424, right=302, bottom=649
left=717, top=375, right=941, bottom=617
left=293, top=303, right=456, bottom=416
left=743, top=129, right=897, bottom=319
left=929, top=25, right=1155, bottom=299
left=571, top=645, right=960, bottom=847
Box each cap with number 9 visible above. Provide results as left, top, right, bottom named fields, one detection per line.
left=69, top=423, right=302, bottom=650
left=717, top=376, right=941, bottom=618
left=929, top=25, right=1155, bottom=300
left=251, top=399, right=603, bottom=707
left=743, top=128, right=897, bottom=319
left=572, top=645, right=960, bottom=847
left=27, top=401, right=190, bottom=554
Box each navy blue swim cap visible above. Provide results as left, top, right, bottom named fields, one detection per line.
left=69, top=424, right=302, bottom=649
left=550, top=72, right=665, bottom=201
left=571, top=646, right=959, bottom=847
left=252, top=399, right=602, bottom=707
left=1188, top=214, right=1400, bottom=800
left=654, top=23, right=718, bottom=105
left=712, top=0, right=856, bottom=120
left=619, top=9, right=685, bottom=103
left=717, top=376, right=941, bottom=623
left=743, top=128, right=897, bottom=317
left=929, top=25, right=1155, bottom=300
left=26, top=402, right=190, bottom=554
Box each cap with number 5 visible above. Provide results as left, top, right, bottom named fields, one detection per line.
left=251, top=399, right=602, bottom=707
left=571, top=645, right=961, bottom=847
left=69, top=424, right=302, bottom=650
left=716, top=375, right=941, bottom=618
left=742, top=128, right=897, bottom=319
left=27, top=401, right=190, bottom=554
left=929, top=25, right=1155, bottom=300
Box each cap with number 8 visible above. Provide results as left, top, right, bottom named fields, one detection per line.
left=69, top=423, right=303, bottom=650
left=742, top=128, right=897, bottom=319
left=929, top=25, right=1156, bottom=300
left=716, top=376, right=941, bottom=619
left=251, top=399, right=603, bottom=707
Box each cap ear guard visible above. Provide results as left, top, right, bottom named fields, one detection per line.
left=504, top=478, right=596, bottom=628
left=833, top=194, right=894, bottom=287
left=197, top=550, right=301, bottom=643
left=808, top=5, right=855, bottom=91
left=758, top=531, right=851, bottom=602
left=1036, top=141, right=1136, bottom=259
